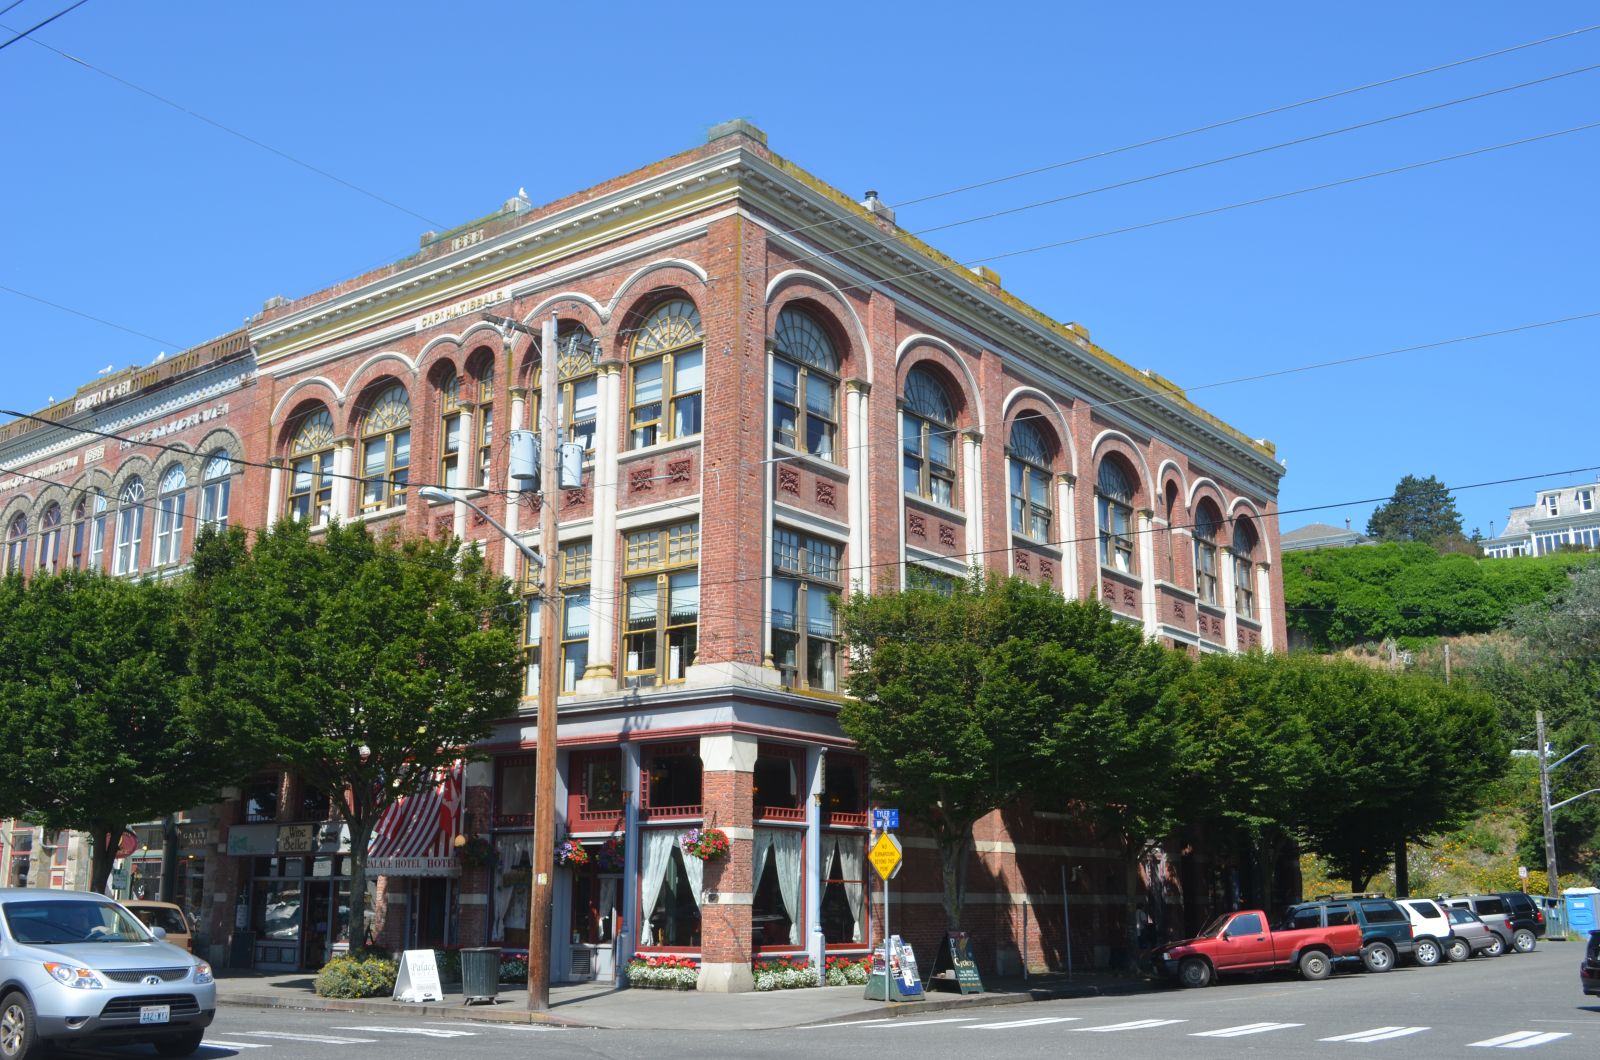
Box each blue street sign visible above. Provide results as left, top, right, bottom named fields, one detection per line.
left=873, top=808, right=900, bottom=830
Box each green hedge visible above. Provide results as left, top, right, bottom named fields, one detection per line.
left=314, top=951, right=399, bottom=999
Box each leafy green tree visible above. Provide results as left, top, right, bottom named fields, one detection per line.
left=184, top=520, right=522, bottom=943
left=0, top=570, right=236, bottom=892
left=1366, top=474, right=1464, bottom=544
left=839, top=574, right=1177, bottom=930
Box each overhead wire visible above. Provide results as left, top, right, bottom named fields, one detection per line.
left=0, top=0, right=86, bottom=53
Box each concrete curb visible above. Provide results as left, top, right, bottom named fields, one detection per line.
left=215, top=993, right=593, bottom=1028
left=789, top=980, right=1152, bottom=1027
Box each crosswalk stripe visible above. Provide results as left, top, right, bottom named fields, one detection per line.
left=1191, top=1022, right=1303, bottom=1038
left=335, top=1026, right=477, bottom=1038
left=1075, top=1019, right=1187, bottom=1032
left=869, top=1017, right=980, bottom=1028
left=1468, top=1031, right=1572, bottom=1049
left=241, top=1032, right=378, bottom=1044
left=198, top=1042, right=273, bottom=1050
left=422, top=1022, right=556, bottom=1032
left=1320, top=1026, right=1429, bottom=1043
left=809, top=1018, right=895, bottom=1028
left=963, top=1017, right=1081, bottom=1030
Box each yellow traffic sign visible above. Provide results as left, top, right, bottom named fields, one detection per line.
left=869, top=832, right=903, bottom=880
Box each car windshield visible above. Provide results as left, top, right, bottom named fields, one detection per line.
left=3, top=900, right=150, bottom=944
left=1197, top=914, right=1233, bottom=938
left=131, top=906, right=188, bottom=935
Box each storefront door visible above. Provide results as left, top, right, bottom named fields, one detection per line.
left=409, top=877, right=454, bottom=950
left=303, top=882, right=332, bottom=970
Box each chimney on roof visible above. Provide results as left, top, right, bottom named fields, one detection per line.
left=707, top=118, right=767, bottom=145
left=860, top=190, right=895, bottom=224
left=1345, top=518, right=1351, bottom=530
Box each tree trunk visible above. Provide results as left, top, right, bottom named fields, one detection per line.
left=159, top=815, right=179, bottom=904
left=347, top=817, right=373, bottom=951
left=1393, top=836, right=1410, bottom=897
left=936, top=825, right=974, bottom=932
left=89, top=824, right=124, bottom=894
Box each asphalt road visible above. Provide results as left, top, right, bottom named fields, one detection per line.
left=54, top=942, right=1600, bottom=1059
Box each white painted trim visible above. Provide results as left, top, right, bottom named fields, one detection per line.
left=764, top=268, right=875, bottom=386
left=1000, top=386, right=1077, bottom=479
left=1089, top=429, right=1154, bottom=497
left=894, top=333, right=986, bottom=436
left=605, top=258, right=711, bottom=318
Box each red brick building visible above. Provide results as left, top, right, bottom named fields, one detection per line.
left=3, top=120, right=1285, bottom=987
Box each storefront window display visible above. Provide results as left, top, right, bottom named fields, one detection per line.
left=821, top=834, right=866, bottom=944
left=492, top=834, right=533, bottom=948
left=752, top=828, right=803, bottom=947
left=639, top=830, right=701, bottom=947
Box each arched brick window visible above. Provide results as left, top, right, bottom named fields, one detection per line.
left=629, top=299, right=703, bottom=449
left=901, top=367, right=956, bottom=505
left=37, top=504, right=61, bottom=574
left=533, top=325, right=599, bottom=455
left=359, top=385, right=411, bottom=511
left=153, top=463, right=187, bottom=566
left=1096, top=457, right=1136, bottom=574
left=1007, top=416, right=1054, bottom=541
left=287, top=407, right=336, bottom=524
left=772, top=308, right=839, bottom=460
left=1194, top=499, right=1222, bottom=605
left=113, top=477, right=145, bottom=576
left=1233, top=517, right=1260, bottom=619
left=200, top=450, right=234, bottom=531
left=5, top=513, right=26, bottom=575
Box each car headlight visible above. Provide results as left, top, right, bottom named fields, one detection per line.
left=43, top=963, right=105, bottom=989
left=192, top=962, right=213, bottom=985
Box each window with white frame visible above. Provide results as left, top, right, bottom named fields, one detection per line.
left=771, top=527, right=842, bottom=692
left=622, top=522, right=699, bottom=687
left=113, top=478, right=145, bottom=575
left=523, top=541, right=592, bottom=694
left=37, top=504, right=61, bottom=574
left=287, top=408, right=336, bottom=524
left=359, top=385, right=411, bottom=511
left=1580, top=489, right=1594, bottom=513
left=901, top=367, right=957, bottom=505
left=1233, top=518, right=1259, bottom=620
left=199, top=450, right=232, bottom=530
left=629, top=300, right=703, bottom=449
left=772, top=308, right=839, bottom=460
left=4, top=514, right=26, bottom=575
left=1007, top=416, right=1053, bottom=541
left=535, top=325, right=600, bottom=456
left=1096, top=458, right=1136, bottom=574
left=1194, top=501, right=1221, bottom=605
left=153, top=464, right=187, bottom=566
left=1544, top=493, right=1560, bottom=516
left=87, top=489, right=108, bottom=570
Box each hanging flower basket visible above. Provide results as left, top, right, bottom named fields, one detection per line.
left=555, top=837, right=590, bottom=867
left=455, top=836, right=494, bottom=870
left=679, top=827, right=730, bottom=861
left=597, top=835, right=625, bottom=872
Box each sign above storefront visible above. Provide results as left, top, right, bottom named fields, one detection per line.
left=276, top=824, right=316, bottom=855
left=226, top=824, right=277, bottom=857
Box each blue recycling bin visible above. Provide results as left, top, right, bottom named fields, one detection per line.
left=1565, top=890, right=1598, bottom=935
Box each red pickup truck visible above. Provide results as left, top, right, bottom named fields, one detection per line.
left=1147, top=908, right=1363, bottom=987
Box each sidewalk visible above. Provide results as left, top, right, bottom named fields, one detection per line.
left=214, top=968, right=1151, bottom=1030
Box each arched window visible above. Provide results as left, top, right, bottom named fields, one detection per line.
left=5, top=514, right=26, bottom=575
left=469, top=354, right=496, bottom=488
left=1233, top=518, right=1259, bottom=620
left=153, top=464, right=187, bottom=566
left=901, top=367, right=957, bottom=505
left=772, top=308, right=839, bottom=460
left=532, top=325, right=600, bottom=457
left=288, top=408, right=336, bottom=524
left=1163, top=481, right=1180, bottom=581
left=360, top=385, right=411, bottom=511
left=1193, top=500, right=1221, bottom=605
left=1096, top=458, right=1135, bottom=574
left=442, top=353, right=502, bottom=490
left=629, top=299, right=703, bottom=448
left=83, top=489, right=109, bottom=570
left=113, top=477, right=145, bottom=576
left=37, top=504, right=61, bottom=574
left=1007, top=416, right=1053, bottom=541
left=200, top=450, right=233, bottom=531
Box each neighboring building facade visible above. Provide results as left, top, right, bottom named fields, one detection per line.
left=1279, top=520, right=1373, bottom=553
left=1, top=121, right=1286, bottom=987
left=1483, top=478, right=1600, bottom=558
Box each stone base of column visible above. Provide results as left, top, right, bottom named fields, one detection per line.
left=697, top=961, right=755, bottom=993
left=685, top=660, right=783, bottom=689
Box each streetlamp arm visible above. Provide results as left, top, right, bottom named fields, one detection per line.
left=415, top=487, right=542, bottom=570
left=1549, top=744, right=1593, bottom=773
left=1549, top=788, right=1600, bottom=813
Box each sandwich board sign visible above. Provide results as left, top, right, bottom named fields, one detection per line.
left=393, top=949, right=444, bottom=1002
left=863, top=934, right=924, bottom=1001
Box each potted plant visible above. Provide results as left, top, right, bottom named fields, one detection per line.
left=679, top=826, right=730, bottom=861
left=455, top=835, right=494, bottom=870
left=598, top=835, right=625, bottom=872
left=555, top=837, right=590, bottom=867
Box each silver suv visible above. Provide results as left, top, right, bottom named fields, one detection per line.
left=0, top=888, right=214, bottom=1058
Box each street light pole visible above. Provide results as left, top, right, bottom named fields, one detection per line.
left=1537, top=710, right=1559, bottom=908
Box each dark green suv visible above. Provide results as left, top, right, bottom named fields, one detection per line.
left=1283, top=895, right=1415, bottom=973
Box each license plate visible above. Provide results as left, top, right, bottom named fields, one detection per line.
left=139, top=1005, right=170, bottom=1025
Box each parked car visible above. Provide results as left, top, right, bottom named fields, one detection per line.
left=1490, top=891, right=1547, bottom=943
left=1441, top=895, right=1530, bottom=955
left=1582, top=930, right=1600, bottom=997
left=1444, top=907, right=1501, bottom=961
left=1285, top=895, right=1414, bottom=972
left=0, top=888, right=214, bottom=1057
left=122, top=902, right=193, bottom=954
left=1396, top=898, right=1452, bottom=967
left=1145, top=908, right=1363, bottom=987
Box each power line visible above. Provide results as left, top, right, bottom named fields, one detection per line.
left=0, top=283, right=182, bottom=347
left=0, top=0, right=86, bottom=53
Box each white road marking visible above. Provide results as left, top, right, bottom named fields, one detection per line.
left=868, top=1017, right=980, bottom=1028
left=199, top=1042, right=273, bottom=1050
left=422, top=1021, right=559, bottom=1032
left=335, top=1025, right=477, bottom=1038
left=1320, top=1026, right=1430, bottom=1043
left=1074, top=1018, right=1187, bottom=1032
left=1468, top=1031, right=1573, bottom=1049
left=1191, top=1021, right=1304, bottom=1037
left=807, top=1018, right=895, bottom=1028
left=962, top=1017, right=1081, bottom=1029
left=241, top=1032, right=379, bottom=1044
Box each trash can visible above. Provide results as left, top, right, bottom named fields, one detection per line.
left=460, top=947, right=502, bottom=1005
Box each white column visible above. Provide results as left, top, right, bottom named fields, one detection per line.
left=845, top=380, right=871, bottom=594
left=618, top=742, right=640, bottom=979
left=1138, top=509, right=1158, bottom=637
left=266, top=461, right=284, bottom=521
left=962, top=429, right=983, bottom=570
left=452, top=408, right=474, bottom=540
left=331, top=441, right=354, bottom=522
left=1221, top=549, right=1240, bottom=651
left=805, top=746, right=824, bottom=972
left=579, top=364, right=620, bottom=691
left=1256, top=562, right=1275, bottom=652
left=1058, top=473, right=1078, bottom=599
left=503, top=389, right=526, bottom=579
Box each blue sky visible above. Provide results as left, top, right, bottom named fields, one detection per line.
left=2, top=2, right=1596, bottom=540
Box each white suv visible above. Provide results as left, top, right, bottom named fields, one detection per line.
left=1397, top=897, right=1452, bottom=966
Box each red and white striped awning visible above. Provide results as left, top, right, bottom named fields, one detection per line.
left=367, top=762, right=464, bottom=877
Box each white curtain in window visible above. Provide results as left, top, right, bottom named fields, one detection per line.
left=492, top=835, right=532, bottom=941
left=833, top=834, right=865, bottom=942
left=638, top=829, right=678, bottom=945
left=681, top=845, right=705, bottom=910
left=770, top=829, right=803, bottom=944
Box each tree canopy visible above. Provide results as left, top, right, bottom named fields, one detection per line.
left=0, top=569, right=237, bottom=892
left=1366, top=474, right=1464, bottom=544
left=184, top=520, right=523, bottom=943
